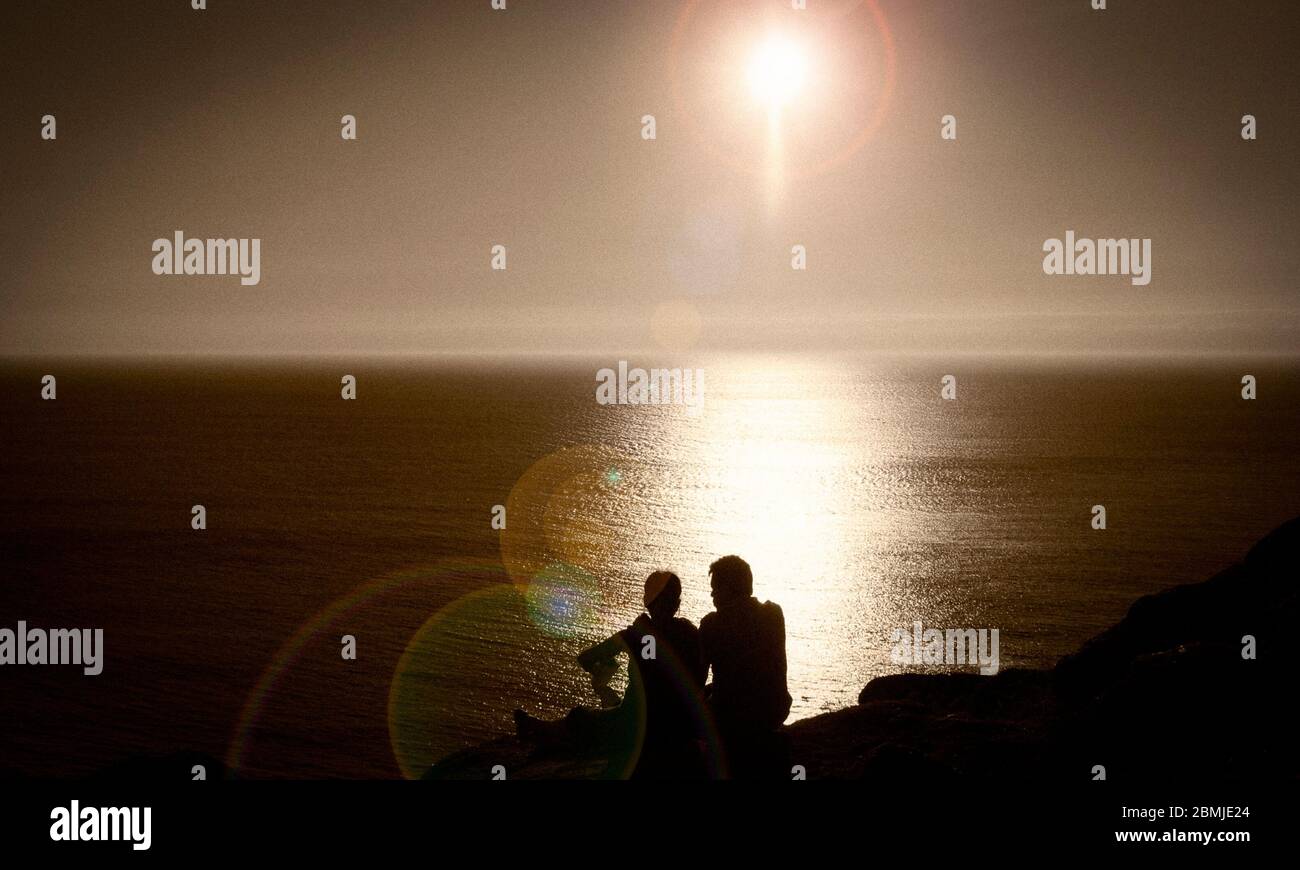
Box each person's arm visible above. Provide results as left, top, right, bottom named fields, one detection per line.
left=771, top=604, right=792, bottom=720
left=699, top=617, right=714, bottom=698
left=688, top=626, right=707, bottom=689
left=773, top=605, right=787, bottom=682
left=577, top=629, right=628, bottom=672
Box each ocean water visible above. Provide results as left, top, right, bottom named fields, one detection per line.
left=1, top=355, right=1297, bottom=778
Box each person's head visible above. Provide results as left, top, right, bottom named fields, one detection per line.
left=643, top=571, right=682, bottom=621
left=708, top=555, right=753, bottom=610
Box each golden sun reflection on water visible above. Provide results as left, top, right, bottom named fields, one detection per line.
left=502, top=356, right=927, bottom=719
left=652, top=357, right=907, bottom=715
left=405, top=357, right=1292, bottom=764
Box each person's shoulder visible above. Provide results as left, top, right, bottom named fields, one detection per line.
left=759, top=600, right=785, bottom=621
left=621, top=615, right=651, bottom=641
left=699, top=611, right=718, bottom=632
left=672, top=616, right=700, bottom=636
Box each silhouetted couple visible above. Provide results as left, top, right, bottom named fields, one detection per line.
left=514, top=556, right=792, bottom=779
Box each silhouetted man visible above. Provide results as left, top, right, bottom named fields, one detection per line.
left=700, top=555, right=792, bottom=778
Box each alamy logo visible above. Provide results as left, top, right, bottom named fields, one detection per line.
left=890, top=621, right=1000, bottom=675
left=595, top=361, right=704, bottom=410
left=1042, top=230, right=1151, bottom=286
left=151, top=231, right=262, bottom=286
left=0, top=622, right=103, bottom=675
left=50, top=801, right=150, bottom=851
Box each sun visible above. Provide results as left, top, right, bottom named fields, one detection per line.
left=746, top=36, right=808, bottom=108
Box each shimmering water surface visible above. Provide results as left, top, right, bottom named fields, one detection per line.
left=2, top=355, right=1297, bottom=778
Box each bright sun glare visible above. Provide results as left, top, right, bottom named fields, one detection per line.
left=746, top=37, right=807, bottom=108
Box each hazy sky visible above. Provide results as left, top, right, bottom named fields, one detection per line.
left=2, top=0, right=1297, bottom=356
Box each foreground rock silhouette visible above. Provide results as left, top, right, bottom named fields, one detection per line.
left=426, top=516, right=1297, bottom=781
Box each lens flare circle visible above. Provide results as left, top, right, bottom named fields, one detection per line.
left=524, top=561, right=607, bottom=638
left=225, top=559, right=505, bottom=778
left=500, top=444, right=629, bottom=589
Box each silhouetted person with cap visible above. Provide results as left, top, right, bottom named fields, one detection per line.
left=700, top=555, right=792, bottom=779
left=515, top=571, right=706, bottom=778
